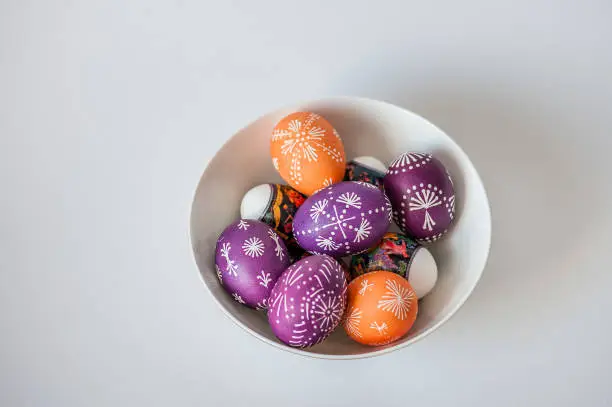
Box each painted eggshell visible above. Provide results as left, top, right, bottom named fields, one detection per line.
left=240, top=183, right=307, bottom=261
left=344, top=156, right=386, bottom=190
left=214, top=219, right=291, bottom=310
left=268, top=255, right=347, bottom=348
left=299, top=252, right=352, bottom=281
left=350, top=232, right=438, bottom=299
left=339, top=257, right=351, bottom=282
left=344, top=271, right=418, bottom=346
left=293, top=181, right=392, bottom=257
left=271, top=112, right=346, bottom=196
left=383, top=152, right=456, bottom=243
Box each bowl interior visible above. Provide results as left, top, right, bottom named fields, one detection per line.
left=190, top=97, right=491, bottom=358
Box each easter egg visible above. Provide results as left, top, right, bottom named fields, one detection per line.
left=383, top=152, right=455, bottom=243
left=271, top=112, right=346, bottom=196
left=292, top=181, right=392, bottom=257
left=214, top=219, right=290, bottom=310
left=299, top=252, right=352, bottom=281
left=240, top=183, right=307, bottom=260
left=268, top=255, right=347, bottom=348
left=344, top=271, right=418, bottom=346
left=344, top=156, right=386, bottom=190
left=350, top=232, right=438, bottom=299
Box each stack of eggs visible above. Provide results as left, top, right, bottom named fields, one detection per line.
left=215, top=112, right=456, bottom=348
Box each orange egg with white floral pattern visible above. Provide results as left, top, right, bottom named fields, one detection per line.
left=271, top=112, right=346, bottom=196
left=344, top=271, right=418, bottom=346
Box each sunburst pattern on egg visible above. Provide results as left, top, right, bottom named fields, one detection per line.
left=344, top=271, right=418, bottom=346
left=383, top=152, right=456, bottom=243
left=271, top=112, right=346, bottom=196
left=214, top=220, right=291, bottom=310
left=292, top=181, right=391, bottom=257
left=268, top=255, right=347, bottom=348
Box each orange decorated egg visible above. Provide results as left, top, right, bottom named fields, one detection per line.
left=271, top=112, right=346, bottom=196
left=343, top=271, right=418, bottom=346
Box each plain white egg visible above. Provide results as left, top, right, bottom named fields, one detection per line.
left=409, top=247, right=438, bottom=299
left=240, top=184, right=272, bottom=220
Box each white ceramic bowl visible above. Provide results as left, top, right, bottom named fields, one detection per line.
left=190, top=97, right=491, bottom=359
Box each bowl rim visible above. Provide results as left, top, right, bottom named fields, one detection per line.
left=188, top=96, right=492, bottom=360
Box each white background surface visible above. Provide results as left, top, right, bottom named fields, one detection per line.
left=1, top=1, right=611, bottom=406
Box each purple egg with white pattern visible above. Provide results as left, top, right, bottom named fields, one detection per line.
left=214, top=219, right=290, bottom=309
left=268, top=255, right=347, bottom=348
left=383, top=152, right=456, bottom=243
left=292, top=181, right=392, bottom=257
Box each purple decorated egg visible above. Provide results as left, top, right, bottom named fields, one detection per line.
left=214, top=219, right=290, bottom=309
left=383, top=152, right=456, bottom=243
left=268, top=255, right=347, bottom=348
left=292, top=181, right=392, bottom=257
